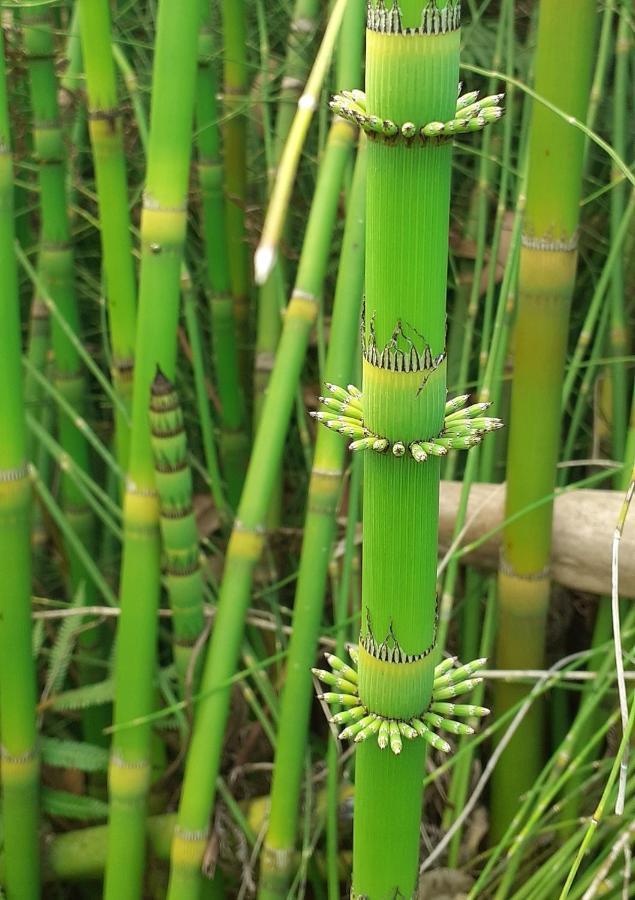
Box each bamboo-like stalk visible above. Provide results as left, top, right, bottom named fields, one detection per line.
left=78, top=0, right=137, bottom=469
left=353, top=6, right=458, bottom=893
left=0, top=34, right=40, bottom=900
left=149, top=370, right=205, bottom=690
left=491, top=0, right=597, bottom=842
left=166, top=113, right=357, bottom=900
left=221, top=0, right=250, bottom=334
left=438, top=0, right=517, bottom=858
left=258, top=138, right=367, bottom=899
left=103, top=1, right=201, bottom=895
left=21, top=5, right=107, bottom=742
left=309, top=2, right=506, bottom=893
left=196, top=0, right=248, bottom=507
left=21, top=8, right=94, bottom=547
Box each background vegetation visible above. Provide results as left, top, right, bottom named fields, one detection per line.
left=0, top=0, right=633, bottom=897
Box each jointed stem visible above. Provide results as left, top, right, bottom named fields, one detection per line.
left=491, top=0, right=597, bottom=840
left=0, top=39, right=40, bottom=900
left=104, top=0, right=201, bottom=894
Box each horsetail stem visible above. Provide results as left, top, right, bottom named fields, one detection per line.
left=104, top=0, right=201, bottom=894
left=149, top=370, right=205, bottom=691
left=22, top=3, right=103, bottom=744
left=78, top=0, right=137, bottom=470
left=308, top=2, right=502, bottom=893
left=0, top=39, right=40, bottom=900
left=491, top=0, right=597, bottom=842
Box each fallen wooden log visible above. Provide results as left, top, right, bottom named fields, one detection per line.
left=439, top=482, right=635, bottom=598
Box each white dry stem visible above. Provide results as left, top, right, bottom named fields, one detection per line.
left=253, top=244, right=276, bottom=286
left=581, top=820, right=635, bottom=900
left=237, top=816, right=267, bottom=900
left=480, top=668, right=635, bottom=683
left=612, top=462, right=635, bottom=815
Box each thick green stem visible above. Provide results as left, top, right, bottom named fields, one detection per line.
left=0, top=34, right=40, bottom=900
left=441, top=0, right=517, bottom=851
left=491, top=0, right=596, bottom=842
left=22, top=5, right=104, bottom=743
left=78, top=0, right=137, bottom=469
left=104, top=1, right=201, bottom=895
left=353, top=4, right=460, bottom=895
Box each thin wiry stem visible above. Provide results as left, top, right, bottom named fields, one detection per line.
left=462, top=62, right=635, bottom=187
left=422, top=649, right=593, bottom=878
left=612, top=463, right=635, bottom=814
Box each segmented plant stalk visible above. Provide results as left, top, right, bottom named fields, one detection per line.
left=355, top=5, right=457, bottom=893
left=149, top=370, right=205, bottom=689
left=221, top=0, right=249, bottom=333
left=310, top=2, right=506, bottom=894
left=275, top=1, right=321, bottom=172
left=196, top=0, right=247, bottom=507
left=0, top=38, right=40, bottom=900
left=21, top=7, right=103, bottom=739
left=491, top=0, right=596, bottom=841
left=21, top=9, right=94, bottom=535
left=22, top=12, right=51, bottom=488
left=258, top=138, right=367, bottom=900
left=104, top=2, right=200, bottom=895
left=441, top=2, right=516, bottom=856
left=167, top=114, right=357, bottom=900
left=78, top=0, right=137, bottom=468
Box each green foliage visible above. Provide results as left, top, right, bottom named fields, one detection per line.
left=40, top=738, right=110, bottom=773
left=0, top=2, right=632, bottom=899
left=48, top=679, right=115, bottom=713
left=43, top=588, right=85, bottom=696
left=42, top=789, right=109, bottom=822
